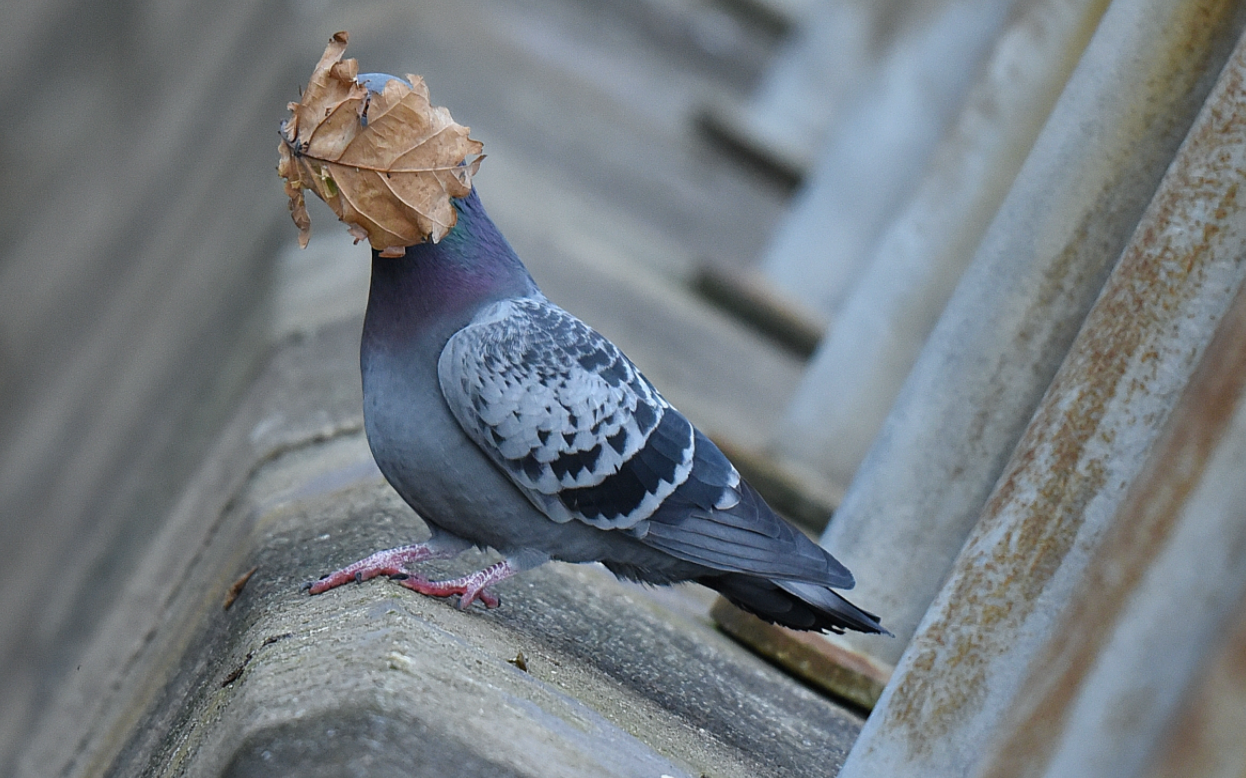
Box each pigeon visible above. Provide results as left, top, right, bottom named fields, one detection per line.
left=305, top=80, right=886, bottom=635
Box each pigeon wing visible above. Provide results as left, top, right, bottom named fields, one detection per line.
left=439, top=297, right=854, bottom=588
left=439, top=297, right=694, bottom=530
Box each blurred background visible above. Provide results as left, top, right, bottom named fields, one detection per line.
left=4, top=0, right=1246, bottom=775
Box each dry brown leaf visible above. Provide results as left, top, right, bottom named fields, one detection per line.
left=277, top=31, right=484, bottom=255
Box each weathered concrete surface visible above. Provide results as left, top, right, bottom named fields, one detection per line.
left=820, top=0, right=1246, bottom=667
left=756, top=0, right=1024, bottom=318
left=0, top=0, right=302, bottom=770
left=773, top=0, right=1111, bottom=492
left=976, top=214, right=1246, bottom=778
left=19, top=321, right=865, bottom=777
left=838, top=19, right=1246, bottom=778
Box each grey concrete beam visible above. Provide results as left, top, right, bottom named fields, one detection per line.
left=756, top=0, right=1023, bottom=318
left=772, top=0, right=1110, bottom=491
left=0, top=0, right=302, bottom=769
left=698, top=0, right=901, bottom=182
left=976, top=234, right=1246, bottom=778
left=819, top=0, right=1246, bottom=667
left=838, top=22, right=1246, bottom=777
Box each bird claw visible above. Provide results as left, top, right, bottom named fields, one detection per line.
left=305, top=544, right=441, bottom=595
left=393, top=574, right=501, bottom=609
left=393, top=560, right=516, bottom=609
left=306, top=549, right=516, bottom=611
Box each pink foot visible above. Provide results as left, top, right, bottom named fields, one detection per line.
left=304, top=544, right=448, bottom=595
left=394, top=560, right=518, bottom=609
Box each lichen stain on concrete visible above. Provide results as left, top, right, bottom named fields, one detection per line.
left=878, top=10, right=1246, bottom=762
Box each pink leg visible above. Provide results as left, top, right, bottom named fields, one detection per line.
left=394, top=560, right=519, bottom=610
left=304, top=543, right=458, bottom=595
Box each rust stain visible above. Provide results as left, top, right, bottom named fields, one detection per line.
left=878, top=4, right=1246, bottom=765
left=981, top=282, right=1246, bottom=775
left=975, top=44, right=1246, bottom=777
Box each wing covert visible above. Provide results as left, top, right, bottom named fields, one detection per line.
left=439, top=297, right=695, bottom=530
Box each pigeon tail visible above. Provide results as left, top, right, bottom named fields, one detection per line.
left=706, top=573, right=890, bottom=635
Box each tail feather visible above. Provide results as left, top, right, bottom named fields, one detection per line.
left=707, top=573, right=890, bottom=635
